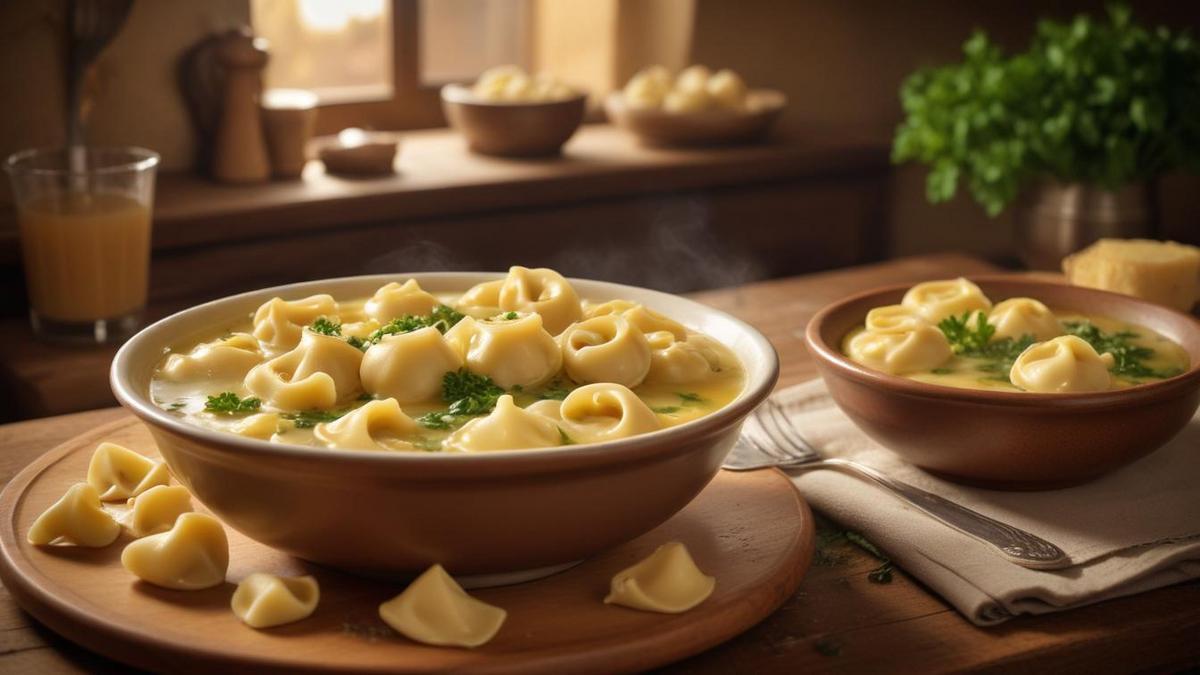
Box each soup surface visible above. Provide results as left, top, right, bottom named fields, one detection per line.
left=151, top=267, right=744, bottom=452
left=842, top=278, right=1189, bottom=394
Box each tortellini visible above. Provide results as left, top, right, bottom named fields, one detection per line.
left=455, top=279, right=504, bottom=317
left=444, top=314, right=562, bottom=389
left=497, top=266, right=582, bottom=335
left=87, top=442, right=170, bottom=502
left=444, top=395, right=562, bottom=452
left=1009, top=335, right=1114, bottom=393
left=559, top=383, right=661, bottom=443
left=472, top=65, right=574, bottom=102
left=252, top=294, right=338, bottom=354
left=585, top=300, right=688, bottom=341
left=604, top=541, right=715, bottom=613
left=120, top=512, right=229, bottom=590
left=378, top=564, right=507, bottom=648
left=122, top=485, right=193, bottom=538
left=644, top=331, right=729, bottom=384
left=864, top=305, right=926, bottom=334
left=360, top=327, right=463, bottom=403
left=623, top=65, right=672, bottom=109
left=988, top=297, right=1063, bottom=342
left=559, top=314, right=652, bottom=388
left=27, top=483, right=120, bottom=547
left=160, top=333, right=262, bottom=382
left=847, top=325, right=953, bottom=375
left=232, top=573, right=320, bottom=629
left=244, top=330, right=364, bottom=409
left=234, top=413, right=281, bottom=440
left=901, top=278, right=993, bottom=324
left=624, top=65, right=750, bottom=112
left=363, top=279, right=439, bottom=323
left=313, top=399, right=418, bottom=451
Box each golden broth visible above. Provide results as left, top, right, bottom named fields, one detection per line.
left=150, top=291, right=744, bottom=451
left=842, top=310, right=1189, bottom=392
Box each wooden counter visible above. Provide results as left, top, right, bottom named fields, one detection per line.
left=2, top=253, right=1197, bottom=673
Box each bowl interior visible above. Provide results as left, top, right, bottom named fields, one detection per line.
left=113, top=272, right=779, bottom=458
left=810, top=276, right=1200, bottom=401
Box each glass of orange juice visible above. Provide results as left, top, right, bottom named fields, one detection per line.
left=5, top=147, right=159, bottom=344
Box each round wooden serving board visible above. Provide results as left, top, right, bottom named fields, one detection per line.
left=0, top=417, right=814, bottom=674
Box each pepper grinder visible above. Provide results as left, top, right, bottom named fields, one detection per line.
left=211, top=29, right=271, bottom=184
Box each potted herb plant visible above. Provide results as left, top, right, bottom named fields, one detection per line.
left=892, top=5, right=1200, bottom=269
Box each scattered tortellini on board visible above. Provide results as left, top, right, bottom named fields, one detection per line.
left=623, top=64, right=753, bottom=112
left=472, top=65, right=576, bottom=103
left=150, top=266, right=745, bottom=453
left=843, top=278, right=1189, bottom=393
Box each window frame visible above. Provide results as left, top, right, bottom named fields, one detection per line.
left=309, top=0, right=445, bottom=135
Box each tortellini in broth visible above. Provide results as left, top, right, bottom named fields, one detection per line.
left=152, top=269, right=744, bottom=453
left=845, top=278, right=1189, bottom=393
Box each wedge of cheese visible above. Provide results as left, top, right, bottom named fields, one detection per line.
left=1063, top=239, right=1200, bottom=313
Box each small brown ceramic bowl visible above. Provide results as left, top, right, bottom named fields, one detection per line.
left=805, top=276, right=1200, bottom=490
left=111, top=273, right=778, bottom=583
left=604, top=90, right=786, bottom=147
left=440, top=84, right=588, bottom=158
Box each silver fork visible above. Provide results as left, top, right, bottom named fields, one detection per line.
left=724, top=399, right=1070, bottom=569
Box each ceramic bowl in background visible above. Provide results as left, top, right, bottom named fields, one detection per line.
left=440, top=84, right=588, bottom=158
left=604, top=90, right=786, bottom=147
left=805, top=276, right=1200, bottom=490
left=111, top=273, right=778, bottom=582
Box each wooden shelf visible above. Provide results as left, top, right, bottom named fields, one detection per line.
left=0, top=124, right=888, bottom=262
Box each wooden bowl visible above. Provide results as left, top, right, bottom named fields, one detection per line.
left=805, top=276, right=1200, bottom=490
left=110, top=273, right=779, bottom=581
left=604, top=90, right=786, bottom=147
left=440, top=84, right=588, bottom=158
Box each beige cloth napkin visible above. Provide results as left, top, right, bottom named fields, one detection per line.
left=767, top=378, right=1200, bottom=626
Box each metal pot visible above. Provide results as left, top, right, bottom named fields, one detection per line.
left=1014, top=181, right=1157, bottom=270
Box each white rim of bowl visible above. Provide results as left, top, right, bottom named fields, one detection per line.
left=111, top=272, right=779, bottom=465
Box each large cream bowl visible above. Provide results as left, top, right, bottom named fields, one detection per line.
left=111, top=273, right=778, bottom=582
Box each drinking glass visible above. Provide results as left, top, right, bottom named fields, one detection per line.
left=5, top=147, right=159, bottom=344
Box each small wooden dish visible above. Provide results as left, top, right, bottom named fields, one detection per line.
left=604, top=90, right=786, bottom=148
left=440, top=84, right=588, bottom=158
left=314, top=130, right=401, bottom=176
left=0, top=417, right=814, bottom=674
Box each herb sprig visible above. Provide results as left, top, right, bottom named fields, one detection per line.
left=936, top=312, right=1035, bottom=382
left=349, top=305, right=466, bottom=350
left=308, top=317, right=342, bottom=336
left=204, top=392, right=262, bottom=415
left=1064, top=320, right=1182, bottom=380
left=416, top=369, right=506, bottom=430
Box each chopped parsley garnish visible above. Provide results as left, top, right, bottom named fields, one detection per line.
left=357, top=392, right=375, bottom=402
left=652, top=406, right=681, bottom=414
left=845, top=531, right=894, bottom=584
left=167, top=400, right=187, bottom=411
left=309, top=317, right=342, bottom=336
left=936, top=312, right=1035, bottom=383
left=204, top=392, right=261, bottom=415
left=501, top=311, right=519, bottom=320
left=1063, top=320, right=1182, bottom=380
left=677, top=392, right=705, bottom=404
left=351, top=305, right=466, bottom=350
left=282, top=409, right=347, bottom=429
left=416, top=369, right=506, bottom=430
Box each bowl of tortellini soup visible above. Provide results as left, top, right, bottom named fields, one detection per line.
left=441, top=66, right=588, bottom=157
left=805, top=276, right=1200, bottom=489
left=110, top=267, right=778, bottom=579
left=605, top=65, right=786, bottom=147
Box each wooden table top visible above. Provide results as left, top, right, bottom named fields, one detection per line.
left=2, top=253, right=1197, bottom=673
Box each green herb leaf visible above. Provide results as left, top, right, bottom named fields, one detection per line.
left=309, top=317, right=342, bottom=336
left=204, top=392, right=261, bottom=415
left=282, top=409, right=346, bottom=429
left=936, top=312, right=1035, bottom=383
left=1063, top=320, right=1182, bottom=379
left=652, top=406, right=681, bottom=414
left=353, top=305, right=467, bottom=350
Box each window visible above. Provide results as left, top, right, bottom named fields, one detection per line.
left=250, top=0, right=694, bottom=134
left=252, top=0, right=394, bottom=104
